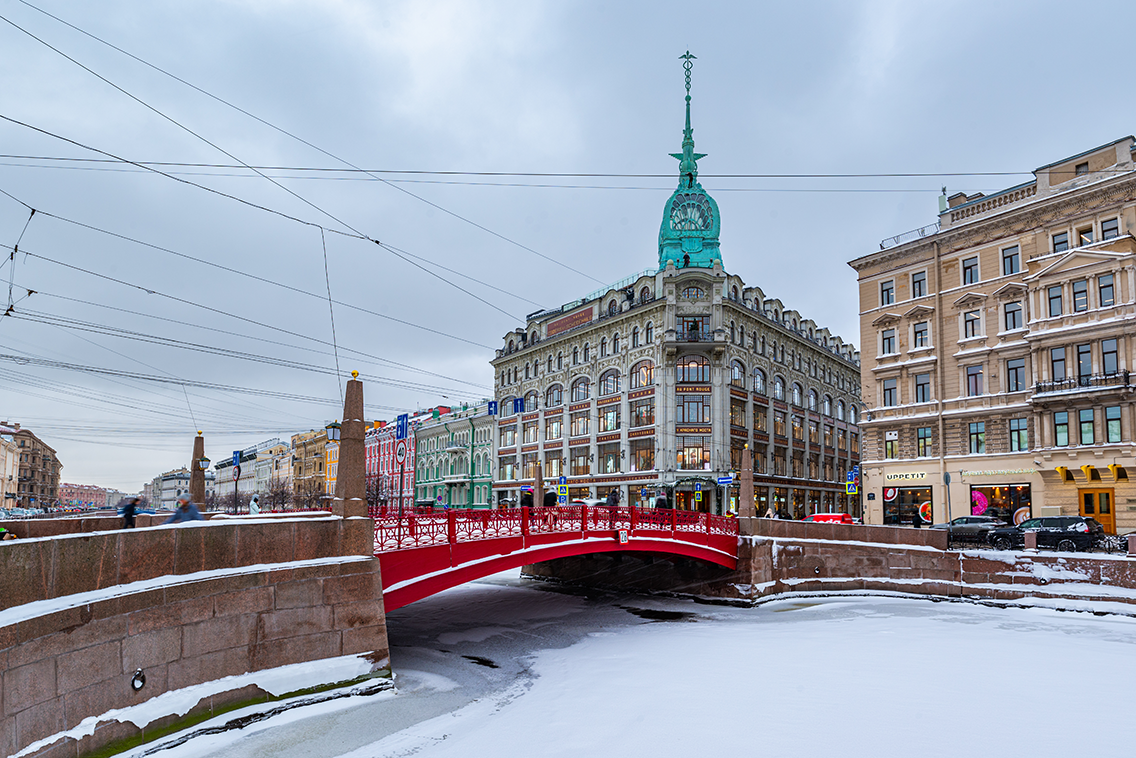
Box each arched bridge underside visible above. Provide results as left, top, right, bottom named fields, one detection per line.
left=374, top=505, right=739, bottom=611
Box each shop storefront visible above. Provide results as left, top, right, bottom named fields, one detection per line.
left=970, top=483, right=1032, bottom=525
left=883, top=485, right=933, bottom=525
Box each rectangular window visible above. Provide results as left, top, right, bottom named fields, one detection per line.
left=754, top=408, right=767, bottom=433
left=1054, top=412, right=1069, bottom=447
left=966, top=365, right=983, bottom=396
left=1079, top=408, right=1095, bottom=445
left=1007, top=358, right=1026, bottom=392
left=824, top=425, right=833, bottom=447
left=1107, top=406, right=1122, bottom=443
left=1051, top=347, right=1066, bottom=381
left=570, top=448, right=590, bottom=476
left=731, top=398, right=747, bottom=428
left=792, top=415, right=804, bottom=441
left=546, top=417, right=562, bottom=440
left=599, top=407, right=621, bottom=433
left=1009, top=418, right=1028, bottom=452
left=1048, top=286, right=1063, bottom=317
left=809, top=420, right=819, bottom=444
left=498, top=456, right=516, bottom=480
left=1102, top=218, right=1120, bottom=240
left=523, top=452, right=539, bottom=479
left=962, top=256, right=979, bottom=284
left=499, top=427, right=516, bottom=447
left=914, top=373, right=931, bottom=403
left=881, top=328, right=896, bottom=354
left=523, top=421, right=539, bottom=444
left=838, top=429, right=847, bottom=450
left=631, top=398, right=655, bottom=427
left=570, top=411, right=589, bottom=437
left=969, top=422, right=985, bottom=454
left=677, top=436, right=710, bottom=470
left=917, top=427, right=933, bottom=457
left=774, top=411, right=786, bottom=437
left=913, top=321, right=929, bottom=348
left=880, top=280, right=894, bottom=306
left=1004, top=302, right=1022, bottom=331
left=1073, top=279, right=1089, bottom=312
left=545, top=454, right=563, bottom=479
left=677, top=394, right=711, bottom=424
left=1099, top=274, right=1115, bottom=307
left=1053, top=231, right=1069, bottom=253
left=1078, top=227, right=1094, bottom=246
left=1002, top=245, right=1020, bottom=275
left=630, top=438, right=655, bottom=472
left=884, top=440, right=897, bottom=459
left=912, top=271, right=926, bottom=298
left=598, top=442, right=620, bottom=474
left=882, top=378, right=897, bottom=407
left=1077, top=342, right=1092, bottom=382
left=964, top=310, right=981, bottom=338
left=1103, top=338, right=1118, bottom=375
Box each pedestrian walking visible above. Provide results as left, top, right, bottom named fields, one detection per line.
left=248, top=494, right=260, bottom=515
left=606, top=489, right=618, bottom=508
left=911, top=511, right=921, bottom=529
left=165, top=492, right=205, bottom=524
left=122, top=496, right=139, bottom=529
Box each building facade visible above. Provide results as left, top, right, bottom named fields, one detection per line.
left=414, top=402, right=495, bottom=508
left=3, top=423, right=62, bottom=509
left=291, top=429, right=329, bottom=508
left=255, top=442, right=292, bottom=506
left=490, top=74, right=861, bottom=516
left=366, top=411, right=439, bottom=512
left=58, top=483, right=107, bottom=510
left=849, top=136, right=1136, bottom=534
left=0, top=432, right=18, bottom=507
left=158, top=467, right=216, bottom=509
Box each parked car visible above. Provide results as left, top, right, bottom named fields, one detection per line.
left=803, top=513, right=853, bottom=524
left=987, top=516, right=1104, bottom=552
left=930, top=515, right=1005, bottom=543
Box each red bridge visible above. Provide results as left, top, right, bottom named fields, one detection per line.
left=373, top=504, right=740, bottom=611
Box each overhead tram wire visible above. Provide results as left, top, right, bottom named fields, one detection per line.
left=0, top=19, right=531, bottom=324
left=10, top=0, right=606, bottom=285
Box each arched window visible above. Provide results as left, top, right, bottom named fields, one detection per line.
left=773, top=376, right=785, bottom=401
left=808, top=389, right=818, bottom=411
left=583, top=343, right=590, bottom=362
left=547, top=355, right=553, bottom=373
left=632, top=326, right=640, bottom=348
left=732, top=286, right=739, bottom=300
left=753, top=368, right=766, bottom=395
left=612, top=333, right=619, bottom=353
left=525, top=364, right=530, bottom=380
left=631, top=360, right=655, bottom=389
left=792, top=383, right=803, bottom=406
left=823, top=395, right=833, bottom=416
left=681, top=286, right=705, bottom=299
left=534, top=359, right=540, bottom=376
left=557, top=352, right=563, bottom=370
left=501, top=396, right=515, bottom=415
left=640, top=286, right=651, bottom=302
left=836, top=400, right=845, bottom=422
left=730, top=360, right=746, bottom=388
left=571, top=377, right=590, bottom=402
left=508, top=339, right=515, bottom=352
left=600, top=337, right=607, bottom=357
left=849, top=405, right=858, bottom=424
left=738, top=325, right=744, bottom=347
left=677, top=355, right=710, bottom=383
left=524, top=391, right=538, bottom=412
left=599, top=369, right=621, bottom=396
left=730, top=321, right=736, bottom=343
left=608, top=300, right=618, bottom=316
left=546, top=384, right=563, bottom=407
left=646, top=322, right=654, bottom=343
left=573, top=347, right=579, bottom=365
left=760, top=335, right=766, bottom=354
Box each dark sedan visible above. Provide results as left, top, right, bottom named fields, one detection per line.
left=987, top=516, right=1104, bottom=552
left=930, top=515, right=1005, bottom=543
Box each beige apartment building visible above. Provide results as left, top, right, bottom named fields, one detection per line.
left=849, top=136, right=1136, bottom=534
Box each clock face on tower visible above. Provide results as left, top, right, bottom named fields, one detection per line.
left=668, top=192, right=713, bottom=232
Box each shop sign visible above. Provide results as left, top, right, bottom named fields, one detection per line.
left=959, top=468, right=1038, bottom=477
left=884, top=472, right=927, bottom=482
left=547, top=307, right=593, bottom=337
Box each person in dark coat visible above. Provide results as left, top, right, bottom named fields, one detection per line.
left=122, top=496, right=139, bottom=529
left=912, top=511, right=922, bottom=529
left=655, top=493, right=670, bottom=509
left=606, top=489, right=618, bottom=508
left=165, top=493, right=204, bottom=524
left=520, top=491, right=533, bottom=508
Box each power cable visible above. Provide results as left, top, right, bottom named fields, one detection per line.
left=319, top=229, right=343, bottom=403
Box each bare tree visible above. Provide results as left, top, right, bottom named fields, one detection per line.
left=262, top=475, right=292, bottom=512
left=292, top=477, right=325, bottom=511
left=366, top=475, right=391, bottom=514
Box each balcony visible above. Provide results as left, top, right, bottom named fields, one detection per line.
left=1033, top=371, right=1130, bottom=397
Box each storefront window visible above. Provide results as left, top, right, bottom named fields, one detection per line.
left=883, top=486, right=932, bottom=525
left=971, top=484, right=1031, bottom=525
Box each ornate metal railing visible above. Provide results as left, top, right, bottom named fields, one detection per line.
left=372, top=504, right=739, bottom=553
left=1033, top=371, right=1129, bottom=396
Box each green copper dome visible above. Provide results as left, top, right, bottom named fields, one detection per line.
left=659, top=52, right=721, bottom=270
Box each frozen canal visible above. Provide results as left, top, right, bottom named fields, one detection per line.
left=128, top=570, right=1136, bottom=758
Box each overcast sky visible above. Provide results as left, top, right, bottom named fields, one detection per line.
left=1, top=0, right=1133, bottom=492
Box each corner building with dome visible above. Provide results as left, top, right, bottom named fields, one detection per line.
left=490, top=60, right=863, bottom=516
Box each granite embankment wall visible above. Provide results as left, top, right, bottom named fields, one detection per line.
left=523, top=517, right=1136, bottom=609
left=0, top=516, right=387, bottom=758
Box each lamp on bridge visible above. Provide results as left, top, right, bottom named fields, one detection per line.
left=326, top=420, right=342, bottom=442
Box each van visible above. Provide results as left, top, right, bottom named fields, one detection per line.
left=803, top=512, right=853, bottom=524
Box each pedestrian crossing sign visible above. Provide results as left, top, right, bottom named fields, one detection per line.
left=846, top=482, right=858, bottom=495
left=558, top=485, right=568, bottom=496
left=694, top=492, right=702, bottom=502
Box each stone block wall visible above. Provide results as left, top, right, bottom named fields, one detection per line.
left=0, top=518, right=388, bottom=758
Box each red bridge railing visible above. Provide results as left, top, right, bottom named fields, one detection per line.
left=371, top=505, right=738, bottom=553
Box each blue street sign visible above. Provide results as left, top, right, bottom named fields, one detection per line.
left=695, top=482, right=702, bottom=492
left=852, top=464, right=860, bottom=476
left=396, top=414, right=409, bottom=440
left=513, top=397, right=525, bottom=414
left=558, top=494, right=568, bottom=505
left=717, top=476, right=734, bottom=485
left=846, top=471, right=856, bottom=482
left=640, top=488, right=647, bottom=498
left=487, top=400, right=498, bottom=416
left=232, top=451, right=241, bottom=467
left=846, top=482, right=858, bottom=495
left=559, top=475, right=567, bottom=486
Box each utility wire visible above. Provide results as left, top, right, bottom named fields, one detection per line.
left=8, top=0, right=605, bottom=285
left=319, top=229, right=343, bottom=403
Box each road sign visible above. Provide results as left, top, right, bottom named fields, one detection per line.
left=695, top=482, right=702, bottom=492
left=558, top=494, right=567, bottom=505
left=395, top=440, right=406, bottom=465
left=233, top=465, right=240, bottom=481
left=513, top=398, right=525, bottom=414
left=396, top=414, right=409, bottom=440
left=232, top=451, right=241, bottom=467
left=558, top=485, right=568, bottom=496
left=717, top=476, right=734, bottom=485
left=640, top=488, right=647, bottom=498
left=694, top=492, right=702, bottom=502
left=487, top=401, right=498, bottom=416
left=618, top=530, right=629, bottom=544
left=846, top=482, right=858, bottom=495
left=559, top=475, right=567, bottom=486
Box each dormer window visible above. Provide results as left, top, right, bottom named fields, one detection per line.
left=1075, top=161, right=1089, bottom=176
left=681, top=286, right=705, bottom=299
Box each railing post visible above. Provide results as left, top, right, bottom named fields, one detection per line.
left=521, top=506, right=530, bottom=537
left=581, top=503, right=588, bottom=535
left=670, top=507, right=677, bottom=535
left=447, top=509, right=456, bottom=544
left=704, top=511, right=711, bottom=533
left=630, top=505, right=638, bottom=532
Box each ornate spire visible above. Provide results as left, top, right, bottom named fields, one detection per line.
left=670, top=51, right=707, bottom=189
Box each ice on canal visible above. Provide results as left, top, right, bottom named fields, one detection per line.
left=130, top=570, right=1136, bottom=758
